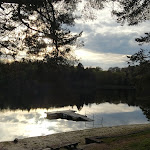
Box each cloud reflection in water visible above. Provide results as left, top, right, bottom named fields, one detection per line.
left=0, top=103, right=149, bottom=142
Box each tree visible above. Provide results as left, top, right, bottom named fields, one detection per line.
left=113, top=0, right=150, bottom=26
left=127, top=49, right=150, bottom=65
left=0, top=0, right=105, bottom=63
left=108, top=67, right=120, bottom=72
left=112, top=0, right=150, bottom=95
left=136, top=33, right=150, bottom=45
left=113, top=0, right=150, bottom=65
left=0, top=0, right=84, bottom=63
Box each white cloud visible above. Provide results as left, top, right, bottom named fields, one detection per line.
left=79, top=103, right=140, bottom=115
left=71, top=1, right=150, bottom=68
left=0, top=103, right=149, bottom=142
left=75, top=48, right=128, bottom=69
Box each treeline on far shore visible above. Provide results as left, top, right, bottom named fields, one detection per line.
left=0, top=59, right=150, bottom=99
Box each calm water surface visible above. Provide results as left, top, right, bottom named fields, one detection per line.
left=0, top=102, right=149, bottom=142
left=1, top=0, right=150, bottom=143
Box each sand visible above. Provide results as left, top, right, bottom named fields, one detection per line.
left=0, top=124, right=150, bottom=150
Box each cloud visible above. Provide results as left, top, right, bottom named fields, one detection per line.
left=0, top=103, right=148, bottom=142
left=75, top=49, right=128, bottom=69
left=0, top=115, right=19, bottom=123
left=84, top=32, right=137, bottom=54
left=75, top=20, right=150, bottom=55
left=97, top=111, right=148, bottom=127
left=79, top=103, right=140, bottom=114
left=71, top=2, right=150, bottom=68
left=78, top=103, right=149, bottom=127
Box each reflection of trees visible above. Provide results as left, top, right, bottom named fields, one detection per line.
left=0, top=88, right=134, bottom=110
left=0, top=0, right=150, bottom=120
left=0, top=60, right=134, bottom=112
left=1, top=85, right=150, bottom=120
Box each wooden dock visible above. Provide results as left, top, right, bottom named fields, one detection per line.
left=45, top=110, right=93, bottom=122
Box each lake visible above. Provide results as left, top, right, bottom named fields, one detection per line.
left=0, top=90, right=149, bottom=142
left=0, top=0, right=150, bottom=144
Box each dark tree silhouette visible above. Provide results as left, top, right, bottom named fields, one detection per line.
left=0, top=0, right=104, bottom=63
left=113, top=0, right=150, bottom=26
left=113, top=0, right=150, bottom=64
left=0, top=0, right=84, bottom=64
left=127, top=49, right=150, bottom=65
left=136, top=33, right=150, bottom=45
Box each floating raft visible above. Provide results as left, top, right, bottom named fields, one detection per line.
left=45, top=110, right=93, bottom=122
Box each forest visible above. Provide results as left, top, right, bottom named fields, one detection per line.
left=0, top=0, right=150, bottom=110
left=0, top=58, right=149, bottom=99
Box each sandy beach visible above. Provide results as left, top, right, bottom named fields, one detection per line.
left=0, top=123, right=150, bottom=150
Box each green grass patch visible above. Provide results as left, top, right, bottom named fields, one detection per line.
left=102, top=129, right=150, bottom=150
left=128, top=138, right=150, bottom=150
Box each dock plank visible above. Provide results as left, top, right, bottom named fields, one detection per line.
left=46, top=110, right=93, bottom=121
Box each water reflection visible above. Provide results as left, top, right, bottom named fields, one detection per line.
left=0, top=103, right=148, bottom=142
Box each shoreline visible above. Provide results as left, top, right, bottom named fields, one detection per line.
left=1, top=123, right=150, bottom=150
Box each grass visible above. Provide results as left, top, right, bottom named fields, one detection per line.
left=102, top=130, right=150, bottom=150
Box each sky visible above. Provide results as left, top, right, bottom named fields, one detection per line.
left=0, top=103, right=148, bottom=141
left=1, top=1, right=149, bottom=69
left=71, top=2, right=150, bottom=70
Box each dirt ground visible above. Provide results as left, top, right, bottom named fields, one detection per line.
left=0, top=124, right=150, bottom=150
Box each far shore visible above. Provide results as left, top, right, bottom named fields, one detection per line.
left=0, top=124, right=150, bottom=150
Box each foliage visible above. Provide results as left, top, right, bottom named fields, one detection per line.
left=136, top=33, right=150, bottom=45
left=1, top=61, right=150, bottom=118
left=0, top=61, right=132, bottom=96
left=113, top=0, right=150, bottom=96
left=127, top=49, right=150, bottom=65
left=113, top=0, right=150, bottom=64
left=113, top=0, right=150, bottom=26
left=0, top=0, right=105, bottom=64
left=0, top=61, right=135, bottom=112
left=0, top=0, right=84, bottom=63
